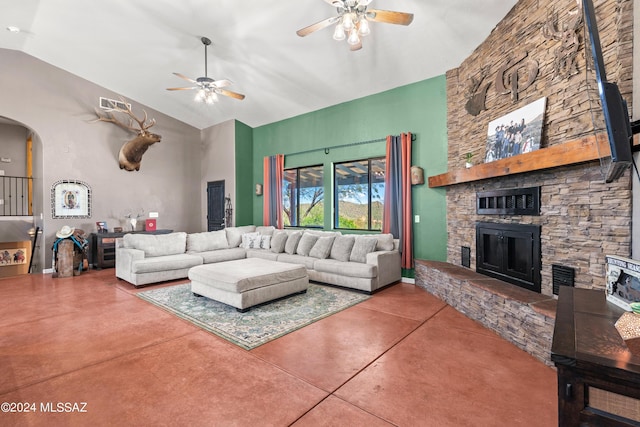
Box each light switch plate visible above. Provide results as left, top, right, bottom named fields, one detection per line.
left=148, top=212, right=159, bottom=218
left=414, top=215, right=420, bottom=223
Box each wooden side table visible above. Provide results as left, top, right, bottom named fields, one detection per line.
left=551, top=287, right=640, bottom=426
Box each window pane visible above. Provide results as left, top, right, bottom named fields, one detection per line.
left=336, top=160, right=370, bottom=230
left=298, top=165, right=324, bottom=227
left=283, top=169, right=297, bottom=226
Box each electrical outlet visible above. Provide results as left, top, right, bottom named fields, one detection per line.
left=0, top=170, right=4, bottom=176
left=0, top=199, right=4, bottom=205
left=414, top=215, right=420, bottom=223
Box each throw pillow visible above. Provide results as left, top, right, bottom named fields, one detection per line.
left=284, top=231, right=303, bottom=254
left=349, top=237, right=378, bottom=263
left=259, top=235, right=271, bottom=249
left=296, top=233, right=319, bottom=257
left=226, top=225, right=257, bottom=248
left=241, top=232, right=261, bottom=249
left=356, top=233, right=395, bottom=251
left=270, top=230, right=288, bottom=253
left=309, top=235, right=335, bottom=259
left=330, top=236, right=355, bottom=262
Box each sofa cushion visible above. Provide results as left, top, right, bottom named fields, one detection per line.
left=276, top=253, right=317, bottom=270
left=123, top=232, right=187, bottom=257
left=241, top=232, right=261, bottom=249
left=198, top=247, right=247, bottom=264
left=309, top=235, right=335, bottom=259
left=350, top=237, right=378, bottom=263
left=270, top=230, right=288, bottom=253
left=225, top=225, right=257, bottom=248
left=284, top=231, right=303, bottom=255
left=256, top=226, right=275, bottom=236
left=314, top=259, right=377, bottom=279
left=186, top=230, right=229, bottom=252
left=330, top=236, right=355, bottom=262
left=246, top=248, right=279, bottom=261
left=356, top=233, right=395, bottom=251
left=131, top=253, right=202, bottom=274
left=296, top=233, right=319, bottom=256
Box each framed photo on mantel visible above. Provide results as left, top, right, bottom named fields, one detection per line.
left=51, top=179, right=91, bottom=219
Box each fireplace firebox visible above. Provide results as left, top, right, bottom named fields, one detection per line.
left=476, top=222, right=541, bottom=293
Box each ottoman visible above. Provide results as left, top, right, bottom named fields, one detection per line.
left=188, top=258, right=309, bottom=312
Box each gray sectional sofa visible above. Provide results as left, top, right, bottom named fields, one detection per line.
left=115, top=225, right=401, bottom=292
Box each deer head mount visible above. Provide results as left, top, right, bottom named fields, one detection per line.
left=93, top=98, right=161, bottom=171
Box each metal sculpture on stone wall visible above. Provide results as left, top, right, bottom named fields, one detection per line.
left=541, top=1, right=583, bottom=80
left=464, top=67, right=491, bottom=116
left=495, top=52, right=539, bottom=102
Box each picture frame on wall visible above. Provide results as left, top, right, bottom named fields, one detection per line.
left=51, top=179, right=92, bottom=219
left=484, top=97, right=547, bottom=163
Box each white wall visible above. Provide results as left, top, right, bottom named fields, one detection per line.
left=0, top=123, right=27, bottom=177
left=200, top=120, right=236, bottom=230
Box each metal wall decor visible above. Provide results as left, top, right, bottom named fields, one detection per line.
left=495, top=51, right=539, bottom=102
left=541, top=4, right=583, bottom=80
left=51, top=179, right=92, bottom=218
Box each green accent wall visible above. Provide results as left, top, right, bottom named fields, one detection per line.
left=235, top=120, right=254, bottom=226
left=251, top=75, right=448, bottom=262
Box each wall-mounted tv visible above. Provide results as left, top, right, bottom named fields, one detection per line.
left=582, top=0, right=633, bottom=183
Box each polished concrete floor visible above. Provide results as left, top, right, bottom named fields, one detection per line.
left=0, top=270, right=557, bottom=426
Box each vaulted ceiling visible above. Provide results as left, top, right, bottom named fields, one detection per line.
left=0, top=0, right=518, bottom=130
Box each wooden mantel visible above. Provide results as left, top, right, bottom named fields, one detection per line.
left=428, top=133, right=639, bottom=188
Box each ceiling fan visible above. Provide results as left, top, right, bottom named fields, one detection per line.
left=296, top=0, right=414, bottom=51
left=167, top=37, right=245, bottom=103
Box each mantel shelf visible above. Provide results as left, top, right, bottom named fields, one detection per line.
left=428, top=133, right=640, bottom=188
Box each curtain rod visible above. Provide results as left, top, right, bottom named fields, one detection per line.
left=285, top=133, right=415, bottom=157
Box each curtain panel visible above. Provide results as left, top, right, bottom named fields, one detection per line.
left=263, top=154, right=284, bottom=229
left=383, top=133, right=413, bottom=269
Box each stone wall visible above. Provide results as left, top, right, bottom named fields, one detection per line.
left=444, top=0, right=634, bottom=296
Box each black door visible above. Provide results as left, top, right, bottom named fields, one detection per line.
left=207, top=180, right=225, bottom=231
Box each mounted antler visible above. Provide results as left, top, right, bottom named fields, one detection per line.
left=93, top=98, right=161, bottom=171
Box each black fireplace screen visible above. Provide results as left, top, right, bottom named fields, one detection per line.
left=476, top=222, right=541, bottom=293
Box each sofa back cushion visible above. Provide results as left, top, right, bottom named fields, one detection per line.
left=309, top=235, right=336, bottom=259
left=330, top=236, right=355, bottom=262
left=349, top=237, right=378, bottom=263
left=123, top=232, right=187, bottom=257
left=225, top=225, right=257, bottom=247
left=186, top=230, right=229, bottom=252
left=270, top=230, right=288, bottom=253
left=256, top=226, right=275, bottom=236
left=296, top=233, right=319, bottom=256
left=355, top=233, right=395, bottom=251
left=284, top=231, right=303, bottom=255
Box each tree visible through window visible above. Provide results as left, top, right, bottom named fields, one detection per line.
left=334, top=158, right=385, bottom=230
left=282, top=165, right=324, bottom=227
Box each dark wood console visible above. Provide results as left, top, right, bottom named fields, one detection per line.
left=551, top=286, right=640, bottom=426
left=89, top=229, right=172, bottom=269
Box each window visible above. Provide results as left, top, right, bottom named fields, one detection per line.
left=334, top=158, right=385, bottom=230
left=282, top=165, right=324, bottom=227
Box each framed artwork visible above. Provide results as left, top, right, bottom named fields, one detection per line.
left=484, top=97, right=547, bottom=163
left=51, top=179, right=91, bottom=219
left=0, top=248, right=27, bottom=266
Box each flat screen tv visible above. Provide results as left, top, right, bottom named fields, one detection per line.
left=582, top=0, right=633, bottom=182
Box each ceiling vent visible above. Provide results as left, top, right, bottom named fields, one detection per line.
left=99, top=97, right=130, bottom=111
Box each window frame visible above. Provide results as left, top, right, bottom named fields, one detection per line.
left=333, top=156, right=385, bottom=232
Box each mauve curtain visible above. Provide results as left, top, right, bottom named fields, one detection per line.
left=383, top=133, right=413, bottom=269
left=263, top=154, right=284, bottom=229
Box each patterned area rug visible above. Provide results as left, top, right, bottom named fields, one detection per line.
left=137, top=283, right=369, bottom=350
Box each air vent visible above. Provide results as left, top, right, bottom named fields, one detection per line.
left=99, top=97, right=130, bottom=110
left=552, top=264, right=575, bottom=295
left=477, top=187, right=540, bottom=215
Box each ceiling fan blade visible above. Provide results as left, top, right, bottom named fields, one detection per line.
left=173, top=72, right=198, bottom=83
left=296, top=16, right=338, bottom=37
left=350, top=41, right=362, bottom=51
left=212, top=79, right=233, bottom=88
left=166, top=87, right=197, bottom=91
left=217, top=89, right=245, bottom=100
left=366, top=9, right=414, bottom=26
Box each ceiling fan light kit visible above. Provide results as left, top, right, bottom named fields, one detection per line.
left=167, top=36, right=245, bottom=103
left=298, top=0, right=413, bottom=50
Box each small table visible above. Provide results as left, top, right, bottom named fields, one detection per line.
left=188, top=258, right=309, bottom=312
left=551, top=287, right=640, bottom=426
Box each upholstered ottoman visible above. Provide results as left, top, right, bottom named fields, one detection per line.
left=188, top=258, right=309, bottom=312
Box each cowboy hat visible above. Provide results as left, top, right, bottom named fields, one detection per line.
left=56, top=225, right=75, bottom=239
